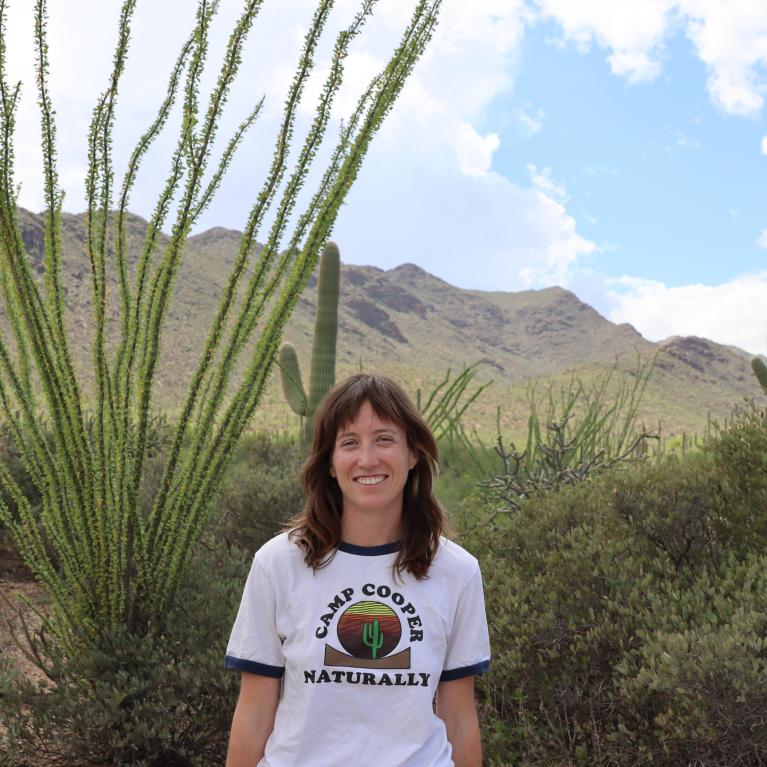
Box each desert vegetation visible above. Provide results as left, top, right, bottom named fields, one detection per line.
left=0, top=0, right=442, bottom=762
left=2, top=1, right=766, bottom=766
left=3, top=361, right=767, bottom=765
left=474, top=402, right=767, bottom=766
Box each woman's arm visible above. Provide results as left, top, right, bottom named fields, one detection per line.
left=435, top=676, right=482, bottom=767
left=226, top=672, right=281, bottom=767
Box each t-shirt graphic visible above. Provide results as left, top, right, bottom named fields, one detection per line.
left=331, top=600, right=408, bottom=666
left=305, top=582, right=434, bottom=688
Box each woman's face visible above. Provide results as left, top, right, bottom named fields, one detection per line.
left=330, top=400, right=417, bottom=520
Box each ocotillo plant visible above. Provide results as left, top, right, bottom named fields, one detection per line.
left=752, top=357, right=767, bottom=393
left=279, top=240, right=340, bottom=441
left=481, top=356, right=657, bottom=521
left=0, top=0, right=442, bottom=654
left=417, top=363, right=494, bottom=479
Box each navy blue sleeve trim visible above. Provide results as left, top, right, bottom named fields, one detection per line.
left=224, top=655, right=285, bottom=678
left=439, top=659, right=490, bottom=682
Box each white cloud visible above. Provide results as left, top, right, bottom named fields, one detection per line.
left=4, top=0, right=268, bottom=211
left=454, top=123, right=501, bottom=177
left=527, top=164, right=568, bottom=203
left=329, top=2, right=596, bottom=294
left=534, top=0, right=767, bottom=116
left=533, top=0, right=675, bottom=82
left=757, top=229, right=767, bottom=249
left=585, top=163, right=619, bottom=177
left=681, top=0, right=767, bottom=117
left=673, top=130, right=701, bottom=150
left=513, top=105, right=544, bottom=136
left=516, top=188, right=596, bottom=288
left=337, top=149, right=596, bottom=293
left=606, top=273, right=767, bottom=355
left=608, top=49, right=663, bottom=83
left=761, top=135, right=767, bottom=155
left=375, top=0, right=526, bottom=165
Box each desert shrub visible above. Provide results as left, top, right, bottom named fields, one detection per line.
left=613, top=552, right=767, bottom=766
left=211, top=431, right=304, bottom=554
left=433, top=437, right=501, bottom=539
left=470, top=413, right=767, bottom=767
left=481, top=360, right=657, bottom=519
left=704, top=403, right=767, bottom=544
left=0, top=537, right=249, bottom=766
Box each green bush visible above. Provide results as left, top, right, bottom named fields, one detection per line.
left=614, top=552, right=767, bottom=765
left=470, top=407, right=767, bottom=767
left=211, top=431, right=305, bottom=553
left=705, top=403, right=767, bottom=545
left=0, top=537, right=249, bottom=766
left=1, top=427, right=299, bottom=765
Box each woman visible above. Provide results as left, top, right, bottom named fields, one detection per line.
left=224, top=373, right=491, bottom=766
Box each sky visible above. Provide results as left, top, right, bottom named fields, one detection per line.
left=3, top=0, right=767, bottom=355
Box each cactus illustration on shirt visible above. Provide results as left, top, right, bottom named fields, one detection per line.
left=362, top=619, right=384, bottom=659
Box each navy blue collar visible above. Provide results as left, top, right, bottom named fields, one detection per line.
left=338, top=540, right=400, bottom=556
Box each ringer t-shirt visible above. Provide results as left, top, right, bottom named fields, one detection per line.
left=225, top=531, right=491, bottom=767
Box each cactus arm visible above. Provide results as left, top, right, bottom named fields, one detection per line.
left=278, top=343, right=307, bottom=416
left=752, top=357, right=767, bottom=394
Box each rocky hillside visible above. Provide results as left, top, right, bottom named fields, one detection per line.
left=1, top=209, right=762, bottom=436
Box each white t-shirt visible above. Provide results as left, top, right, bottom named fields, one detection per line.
left=225, top=531, right=491, bottom=767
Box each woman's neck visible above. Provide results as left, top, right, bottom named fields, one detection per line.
left=340, top=512, right=402, bottom=547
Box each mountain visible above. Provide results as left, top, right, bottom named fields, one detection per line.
left=1, top=209, right=762, bottom=437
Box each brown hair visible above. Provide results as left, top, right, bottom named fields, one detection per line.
left=285, top=373, right=447, bottom=581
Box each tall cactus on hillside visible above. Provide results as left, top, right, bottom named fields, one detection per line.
left=752, top=357, right=767, bottom=394
left=279, top=241, right=340, bottom=440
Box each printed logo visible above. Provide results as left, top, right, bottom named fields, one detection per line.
left=305, top=582, right=429, bottom=686
left=325, top=600, right=411, bottom=669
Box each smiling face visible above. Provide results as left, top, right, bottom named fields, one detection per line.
left=330, top=400, right=418, bottom=524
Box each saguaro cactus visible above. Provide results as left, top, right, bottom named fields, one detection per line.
left=363, top=618, right=384, bottom=659
left=752, top=357, right=767, bottom=394
left=279, top=241, right=340, bottom=440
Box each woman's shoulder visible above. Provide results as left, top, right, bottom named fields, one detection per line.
left=252, top=529, right=305, bottom=571
left=432, top=535, right=481, bottom=581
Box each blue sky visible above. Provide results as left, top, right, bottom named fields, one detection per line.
left=504, top=22, right=765, bottom=285
left=4, top=0, right=767, bottom=354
